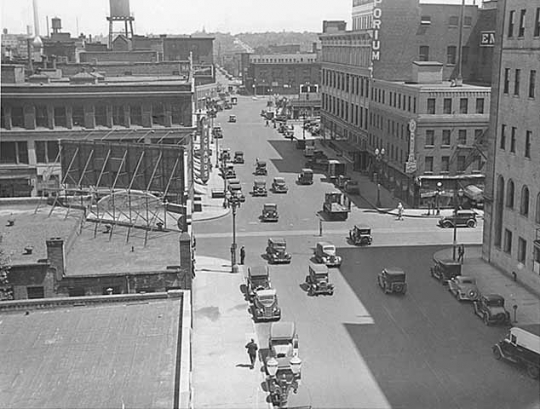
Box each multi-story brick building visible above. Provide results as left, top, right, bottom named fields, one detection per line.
left=0, top=64, right=194, bottom=197
left=242, top=53, right=320, bottom=95
left=483, top=0, right=540, bottom=290
left=320, top=0, right=496, bottom=202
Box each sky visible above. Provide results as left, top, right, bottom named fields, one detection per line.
left=0, top=0, right=353, bottom=36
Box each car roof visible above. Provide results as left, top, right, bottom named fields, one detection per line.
left=274, top=177, right=285, bottom=182
left=254, top=179, right=265, bottom=184
left=256, top=289, right=276, bottom=297
left=309, top=263, right=328, bottom=274
left=384, top=267, right=405, bottom=276
left=301, top=168, right=313, bottom=172
left=317, top=241, right=333, bottom=247
left=249, top=265, right=269, bottom=277
left=257, top=160, right=266, bottom=165
left=229, top=178, right=240, bottom=184
left=354, top=224, right=371, bottom=229
left=436, top=258, right=461, bottom=267
left=269, top=237, right=286, bottom=244
left=264, top=203, right=277, bottom=207
left=457, top=276, right=475, bottom=282
left=482, top=293, right=504, bottom=301
left=270, top=321, right=296, bottom=339
left=235, top=151, right=243, bottom=154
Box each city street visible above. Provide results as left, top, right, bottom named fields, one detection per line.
left=193, top=98, right=539, bottom=408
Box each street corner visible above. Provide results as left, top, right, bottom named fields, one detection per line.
left=195, top=255, right=232, bottom=274
left=192, top=202, right=230, bottom=222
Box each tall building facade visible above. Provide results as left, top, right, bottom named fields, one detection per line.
left=483, top=0, right=540, bottom=289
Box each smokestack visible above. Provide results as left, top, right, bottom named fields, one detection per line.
left=33, top=0, right=40, bottom=36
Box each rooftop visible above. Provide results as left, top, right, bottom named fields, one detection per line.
left=0, top=295, right=182, bottom=409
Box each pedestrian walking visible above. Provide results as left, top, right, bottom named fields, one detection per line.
left=266, top=120, right=269, bottom=126
left=458, top=244, right=465, bottom=264
left=397, top=202, right=404, bottom=221
left=240, top=246, right=246, bottom=265
left=245, top=339, right=258, bottom=369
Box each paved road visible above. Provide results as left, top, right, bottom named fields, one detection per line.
left=191, top=98, right=540, bottom=409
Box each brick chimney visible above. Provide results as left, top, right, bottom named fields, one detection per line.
left=46, top=237, right=65, bottom=280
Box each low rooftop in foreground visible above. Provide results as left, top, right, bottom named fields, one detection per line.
left=0, top=293, right=183, bottom=409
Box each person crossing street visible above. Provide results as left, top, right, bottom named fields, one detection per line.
left=240, top=246, right=246, bottom=265
left=245, top=339, right=258, bottom=369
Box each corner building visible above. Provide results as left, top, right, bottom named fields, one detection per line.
left=483, top=0, right=540, bottom=290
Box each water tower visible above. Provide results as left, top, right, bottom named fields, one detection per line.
left=107, top=0, right=134, bottom=48
left=51, top=17, right=62, bottom=34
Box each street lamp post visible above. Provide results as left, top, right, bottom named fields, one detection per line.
left=225, top=190, right=243, bottom=273
left=435, top=182, right=443, bottom=215
left=376, top=183, right=381, bottom=208
left=452, top=184, right=464, bottom=261
left=266, top=356, right=302, bottom=408
left=374, top=148, right=385, bottom=206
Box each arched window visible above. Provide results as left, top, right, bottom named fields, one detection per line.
left=494, top=175, right=505, bottom=247
left=520, top=186, right=530, bottom=216
left=536, top=192, right=540, bottom=224
left=506, top=179, right=515, bottom=208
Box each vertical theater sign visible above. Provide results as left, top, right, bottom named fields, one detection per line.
left=372, top=0, right=382, bottom=61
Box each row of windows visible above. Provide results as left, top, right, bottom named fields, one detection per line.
left=322, top=93, right=369, bottom=131
left=424, top=128, right=484, bottom=147
left=502, top=230, right=531, bottom=266
left=372, top=88, right=418, bottom=113
left=502, top=68, right=536, bottom=99
left=322, top=70, right=370, bottom=97
left=507, top=7, right=540, bottom=39
left=426, top=97, right=485, bottom=114
left=252, top=58, right=316, bottom=63
left=418, top=45, right=468, bottom=66
left=369, top=113, right=409, bottom=143
left=499, top=124, right=533, bottom=158
left=1, top=102, right=191, bottom=130
left=321, top=46, right=371, bottom=66
left=368, top=135, right=407, bottom=165
left=424, top=155, right=476, bottom=173
left=352, top=14, right=372, bottom=31
left=420, top=15, right=473, bottom=27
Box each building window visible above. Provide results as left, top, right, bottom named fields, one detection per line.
left=508, top=10, right=515, bottom=37
left=500, top=124, right=506, bottom=149
left=457, top=155, right=466, bottom=172
left=112, top=105, right=125, bottom=127
left=504, top=229, right=512, bottom=254
left=35, top=141, right=59, bottom=163
left=152, top=102, right=166, bottom=126
left=441, top=156, right=450, bottom=172
left=459, top=98, right=468, bottom=114
left=447, top=46, right=457, bottom=65
left=443, top=98, right=452, bottom=114
left=36, top=105, right=48, bottom=127
left=95, top=105, right=108, bottom=127
left=458, top=129, right=467, bottom=145
left=535, top=7, right=540, bottom=37
left=449, top=16, right=459, bottom=26
left=511, top=126, right=517, bottom=153
left=427, top=98, right=436, bottom=114
left=462, top=46, right=469, bottom=65
left=130, top=105, right=143, bottom=126
left=495, top=176, right=505, bottom=247
left=425, top=156, right=433, bottom=172
left=514, top=69, right=521, bottom=96
left=506, top=180, right=515, bottom=208
left=464, top=16, right=472, bottom=26
left=27, top=286, right=45, bottom=299
left=517, top=237, right=526, bottom=264
left=529, top=70, right=536, bottom=98
left=11, top=106, right=24, bottom=128
left=520, top=186, right=530, bottom=216
left=0, top=106, right=5, bottom=129
left=72, top=105, right=85, bottom=127
left=442, top=130, right=451, bottom=146
left=421, top=16, right=431, bottom=25
left=518, top=9, right=526, bottom=37
left=504, top=68, right=510, bottom=94
left=536, top=193, right=540, bottom=224
left=0, top=141, right=28, bottom=164
left=425, top=130, right=435, bottom=146
left=419, top=46, right=429, bottom=61
left=54, top=106, right=66, bottom=128
left=525, top=131, right=532, bottom=158
left=476, top=98, right=485, bottom=114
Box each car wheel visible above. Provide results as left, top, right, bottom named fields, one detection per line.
left=526, top=364, right=540, bottom=379
left=467, top=219, right=477, bottom=228
left=492, top=346, right=502, bottom=360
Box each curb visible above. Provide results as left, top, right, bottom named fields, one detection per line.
left=192, top=206, right=230, bottom=222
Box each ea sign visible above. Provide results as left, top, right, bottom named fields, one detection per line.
left=480, top=31, right=495, bottom=47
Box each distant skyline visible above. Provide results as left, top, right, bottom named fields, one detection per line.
left=1, top=0, right=482, bottom=37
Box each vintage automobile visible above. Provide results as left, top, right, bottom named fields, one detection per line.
left=336, top=175, right=351, bottom=189
left=272, top=177, right=288, bottom=193
left=349, top=224, right=373, bottom=246
left=305, top=263, right=334, bottom=296
left=344, top=180, right=360, bottom=195
left=438, top=210, right=478, bottom=228
left=448, top=276, right=480, bottom=301
left=266, top=237, right=292, bottom=264
left=227, top=179, right=245, bottom=202
left=378, top=267, right=407, bottom=295
left=223, top=164, right=236, bottom=179
left=297, top=168, right=314, bottom=185
left=430, top=258, right=462, bottom=284
left=252, top=288, right=281, bottom=322
left=473, top=294, right=511, bottom=326
left=252, top=180, right=268, bottom=197
left=255, top=159, right=268, bottom=176
left=246, top=265, right=271, bottom=301
left=212, top=126, right=223, bottom=139
left=313, top=241, right=342, bottom=267
left=233, top=151, right=244, bottom=164
left=268, top=321, right=298, bottom=360
left=220, top=148, right=231, bottom=162
left=261, top=203, right=279, bottom=222
left=228, top=114, right=237, bottom=123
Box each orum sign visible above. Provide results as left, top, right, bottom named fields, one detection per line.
left=372, top=0, right=382, bottom=61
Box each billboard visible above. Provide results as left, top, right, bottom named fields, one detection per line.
left=110, top=0, right=131, bottom=18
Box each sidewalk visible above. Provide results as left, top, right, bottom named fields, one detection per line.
left=434, top=246, right=540, bottom=324
left=191, top=256, right=270, bottom=409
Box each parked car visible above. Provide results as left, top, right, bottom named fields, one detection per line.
left=305, top=263, right=334, bottom=296
left=252, top=180, right=267, bottom=197
left=344, top=180, right=360, bottom=195
left=266, top=237, right=292, bottom=264
left=228, top=114, right=237, bottom=123
left=261, top=203, right=278, bottom=222
left=349, top=224, right=372, bottom=246
left=212, top=126, right=223, bottom=139
left=448, top=276, right=480, bottom=301
left=430, top=258, right=462, bottom=284
left=313, top=241, right=342, bottom=267
left=298, top=168, right=314, bottom=185
left=272, top=177, right=288, bottom=193
left=234, top=151, right=244, bottom=164
left=246, top=265, right=271, bottom=301
left=223, top=164, right=236, bottom=179
left=473, top=294, right=511, bottom=326
left=438, top=210, right=478, bottom=228
left=255, top=159, right=267, bottom=176
left=251, top=288, right=281, bottom=322
left=378, top=267, right=407, bottom=295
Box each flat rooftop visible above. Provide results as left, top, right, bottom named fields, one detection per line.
left=0, top=296, right=182, bottom=409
